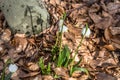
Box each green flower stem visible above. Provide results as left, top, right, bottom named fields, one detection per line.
left=53, top=12, right=66, bottom=53
left=70, top=23, right=88, bottom=66
left=55, top=32, right=59, bottom=47
left=59, top=13, right=66, bottom=54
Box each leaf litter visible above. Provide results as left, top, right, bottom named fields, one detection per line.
left=0, top=0, right=120, bottom=80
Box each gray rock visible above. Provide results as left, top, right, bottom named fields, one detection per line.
left=0, top=0, right=50, bottom=36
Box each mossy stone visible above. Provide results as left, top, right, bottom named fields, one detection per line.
left=0, top=0, right=50, bottom=36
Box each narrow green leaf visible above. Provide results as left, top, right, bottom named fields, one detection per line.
left=70, top=66, right=73, bottom=76
left=57, top=51, right=64, bottom=67
left=51, top=45, right=59, bottom=55
left=68, top=59, right=73, bottom=65
left=57, top=12, right=67, bottom=67
left=57, top=48, right=66, bottom=67
left=57, top=45, right=71, bottom=67
left=63, top=45, right=71, bottom=67
left=46, top=63, right=51, bottom=74
left=71, top=67, right=89, bottom=75
left=38, top=57, right=52, bottom=75
left=39, top=57, right=45, bottom=69
left=63, top=12, right=67, bottom=20
left=64, top=45, right=70, bottom=58
left=83, top=23, right=89, bottom=36
left=38, top=57, right=46, bottom=74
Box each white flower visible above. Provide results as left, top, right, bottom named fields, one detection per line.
left=75, top=54, right=80, bottom=62
left=58, top=19, right=64, bottom=28
left=8, top=64, right=18, bottom=73
left=81, top=27, right=91, bottom=38
left=72, top=53, right=79, bottom=62
left=58, top=19, right=68, bottom=33
left=59, top=25, right=68, bottom=32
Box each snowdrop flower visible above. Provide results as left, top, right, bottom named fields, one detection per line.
left=81, top=27, right=91, bottom=38
left=8, top=64, right=18, bottom=73
left=58, top=19, right=68, bottom=33
left=58, top=19, right=64, bottom=28
left=59, top=25, right=68, bottom=32
left=75, top=54, right=80, bottom=62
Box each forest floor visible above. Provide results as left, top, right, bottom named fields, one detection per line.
left=0, top=0, right=120, bottom=80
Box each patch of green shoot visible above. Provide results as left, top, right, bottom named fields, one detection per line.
left=38, top=57, right=51, bottom=75
left=69, top=57, right=89, bottom=76
left=51, top=12, right=89, bottom=77
left=57, top=45, right=71, bottom=67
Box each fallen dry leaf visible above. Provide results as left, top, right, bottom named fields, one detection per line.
left=110, top=27, right=120, bottom=35
left=19, top=71, right=40, bottom=78
left=103, top=58, right=117, bottom=65
left=54, top=67, right=69, bottom=78
left=11, top=70, right=20, bottom=80
left=111, top=36, right=120, bottom=45
left=1, top=29, right=11, bottom=42
left=68, top=77, right=77, bottom=80
left=78, top=74, right=89, bottom=80
left=11, top=36, right=28, bottom=53
left=27, top=62, right=39, bottom=71
left=104, top=28, right=112, bottom=42
left=42, top=75, right=53, bottom=80
left=107, top=2, right=120, bottom=15
left=72, top=71, right=81, bottom=77
left=49, top=0, right=57, bottom=6
left=96, top=72, right=117, bottom=80
left=98, top=49, right=106, bottom=58
left=112, top=42, right=120, bottom=49
left=33, top=76, right=42, bottom=80
left=104, top=44, right=115, bottom=51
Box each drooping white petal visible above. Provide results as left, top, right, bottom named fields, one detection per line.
left=59, top=25, right=68, bottom=32
left=82, top=27, right=91, bottom=38
left=58, top=19, right=64, bottom=28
